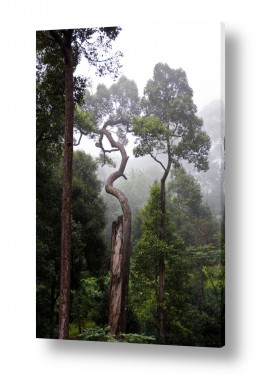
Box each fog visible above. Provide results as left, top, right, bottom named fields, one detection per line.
left=75, top=21, right=224, bottom=111
left=74, top=22, right=225, bottom=217
left=75, top=21, right=224, bottom=156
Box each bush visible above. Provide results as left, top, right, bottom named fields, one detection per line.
left=78, top=326, right=155, bottom=344
left=78, top=326, right=116, bottom=342
left=120, top=333, right=155, bottom=344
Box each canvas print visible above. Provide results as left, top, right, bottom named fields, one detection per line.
left=36, top=22, right=225, bottom=347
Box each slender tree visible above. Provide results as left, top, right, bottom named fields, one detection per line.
left=80, top=76, right=140, bottom=337
left=99, top=123, right=131, bottom=337
left=167, top=166, right=215, bottom=247
left=133, top=63, right=211, bottom=338
left=36, top=28, right=123, bottom=339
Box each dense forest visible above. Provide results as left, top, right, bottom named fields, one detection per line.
left=36, top=28, right=225, bottom=347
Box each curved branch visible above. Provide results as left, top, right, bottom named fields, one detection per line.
left=98, top=127, right=130, bottom=217
left=96, top=117, right=131, bottom=210
left=73, top=131, right=82, bottom=146
left=149, top=152, right=166, bottom=171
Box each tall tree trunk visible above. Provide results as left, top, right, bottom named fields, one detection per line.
left=109, top=215, right=124, bottom=338
left=99, top=125, right=131, bottom=338
left=58, top=33, right=74, bottom=339
left=158, top=179, right=166, bottom=339
left=157, top=141, right=172, bottom=339
left=108, top=196, right=131, bottom=338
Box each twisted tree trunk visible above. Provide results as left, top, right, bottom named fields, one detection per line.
left=99, top=125, right=131, bottom=338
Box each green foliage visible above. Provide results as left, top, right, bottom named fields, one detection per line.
left=78, top=326, right=155, bottom=344
left=119, top=333, right=155, bottom=344
left=133, top=116, right=169, bottom=157
left=78, top=326, right=116, bottom=342
left=138, top=183, right=162, bottom=231
left=97, top=153, right=117, bottom=168
left=36, top=42, right=224, bottom=346
left=71, top=151, right=107, bottom=277
left=130, top=183, right=183, bottom=338
left=84, top=75, right=140, bottom=129
left=133, top=62, right=211, bottom=173
left=36, top=61, right=64, bottom=153
left=36, top=151, right=62, bottom=338
left=70, top=276, right=103, bottom=334
left=82, top=75, right=140, bottom=154
left=36, top=27, right=124, bottom=154
left=69, top=321, right=96, bottom=339
left=175, top=130, right=210, bottom=172
left=128, top=167, right=224, bottom=347
left=109, top=75, right=141, bottom=119
left=74, top=105, right=96, bottom=136
left=167, top=166, right=215, bottom=246
left=37, top=28, right=123, bottom=80
left=36, top=150, right=108, bottom=338
left=36, top=27, right=125, bottom=340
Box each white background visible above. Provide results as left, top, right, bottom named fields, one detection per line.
left=0, top=0, right=261, bottom=373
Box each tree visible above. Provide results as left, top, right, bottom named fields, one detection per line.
left=167, top=167, right=224, bottom=346
left=36, top=149, right=108, bottom=338
left=129, top=169, right=224, bottom=346
left=71, top=151, right=107, bottom=276
left=130, top=183, right=165, bottom=337
left=36, top=28, right=123, bottom=339
left=133, top=63, right=211, bottom=337
left=36, top=153, right=62, bottom=338
left=191, top=100, right=225, bottom=218
left=167, top=166, right=215, bottom=247
left=130, top=183, right=186, bottom=343
left=81, top=76, right=140, bottom=338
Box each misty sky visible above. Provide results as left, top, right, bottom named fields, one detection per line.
left=75, top=21, right=224, bottom=155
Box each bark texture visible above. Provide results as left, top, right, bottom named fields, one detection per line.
left=99, top=124, right=131, bottom=338
left=58, top=31, right=74, bottom=340
left=109, top=216, right=124, bottom=338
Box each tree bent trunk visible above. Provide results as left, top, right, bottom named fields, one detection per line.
left=99, top=124, right=131, bottom=338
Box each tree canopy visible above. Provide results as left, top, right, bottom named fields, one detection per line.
left=133, top=63, right=211, bottom=172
